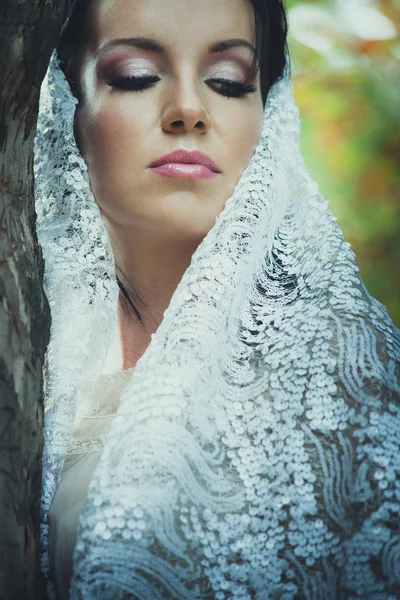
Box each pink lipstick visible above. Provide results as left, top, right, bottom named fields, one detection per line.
left=149, top=149, right=221, bottom=179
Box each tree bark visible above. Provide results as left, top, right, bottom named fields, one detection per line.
left=0, top=2, right=74, bottom=598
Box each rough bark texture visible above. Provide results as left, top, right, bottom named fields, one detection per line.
left=0, top=2, right=74, bottom=599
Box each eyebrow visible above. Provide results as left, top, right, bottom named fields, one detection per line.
left=209, top=38, right=255, bottom=55
left=95, top=36, right=256, bottom=60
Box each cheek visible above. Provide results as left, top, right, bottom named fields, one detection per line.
left=77, top=104, right=151, bottom=223
left=83, top=105, right=142, bottom=167
left=224, top=105, right=264, bottom=179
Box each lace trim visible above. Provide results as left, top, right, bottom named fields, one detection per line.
left=68, top=436, right=108, bottom=455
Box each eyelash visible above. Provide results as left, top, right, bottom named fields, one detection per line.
left=106, top=75, right=256, bottom=98
left=209, top=77, right=257, bottom=98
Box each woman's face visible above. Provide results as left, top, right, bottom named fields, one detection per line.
left=76, top=0, right=264, bottom=242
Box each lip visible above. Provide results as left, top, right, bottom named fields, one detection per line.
left=149, top=149, right=221, bottom=179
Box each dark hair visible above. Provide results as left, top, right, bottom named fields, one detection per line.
left=56, top=0, right=289, bottom=324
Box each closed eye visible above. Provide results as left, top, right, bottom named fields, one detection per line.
left=107, top=74, right=160, bottom=91
left=206, top=78, right=257, bottom=98
left=106, top=74, right=256, bottom=98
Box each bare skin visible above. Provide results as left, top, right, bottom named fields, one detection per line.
left=76, top=0, right=264, bottom=368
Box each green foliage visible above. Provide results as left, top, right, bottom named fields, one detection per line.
left=287, top=0, right=400, bottom=324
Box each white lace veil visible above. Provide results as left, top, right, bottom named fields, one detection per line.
left=34, top=53, right=400, bottom=600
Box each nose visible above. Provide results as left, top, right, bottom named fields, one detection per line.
left=161, top=76, right=211, bottom=135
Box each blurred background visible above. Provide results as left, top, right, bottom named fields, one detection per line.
left=286, top=0, right=400, bottom=324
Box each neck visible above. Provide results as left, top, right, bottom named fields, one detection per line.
left=104, top=218, right=201, bottom=369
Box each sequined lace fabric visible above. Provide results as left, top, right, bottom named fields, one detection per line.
left=34, top=54, right=400, bottom=600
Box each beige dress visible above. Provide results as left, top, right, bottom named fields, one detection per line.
left=48, top=324, right=134, bottom=600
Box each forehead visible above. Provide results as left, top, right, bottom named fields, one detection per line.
left=88, top=0, right=255, bottom=50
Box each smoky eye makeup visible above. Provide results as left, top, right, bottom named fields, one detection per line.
left=95, top=46, right=258, bottom=97
left=203, top=58, right=258, bottom=97
left=96, top=56, right=160, bottom=92
left=206, top=59, right=249, bottom=80
left=97, top=51, right=160, bottom=78
left=205, top=52, right=257, bottom=82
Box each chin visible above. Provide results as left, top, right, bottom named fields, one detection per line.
left=162, top=216, right=218, bottom=245
left=152, top=191, right=227, bottom=240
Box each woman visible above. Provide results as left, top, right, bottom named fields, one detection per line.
left=34, top=0, right=400, bottom=598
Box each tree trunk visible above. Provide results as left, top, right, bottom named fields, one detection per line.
left=0, top=2, right=74, bottom=598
